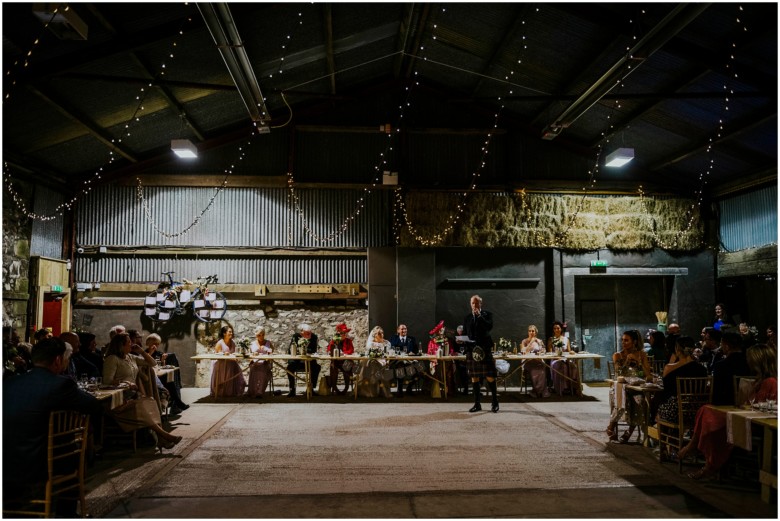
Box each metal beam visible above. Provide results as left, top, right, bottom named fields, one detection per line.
left=323, top=4, right=336, bottom=95
left=198, top=3, right=271, bottom=123
left=540, top=3, right=710, bottom=140
left=27, top=83, right=138, bottom=163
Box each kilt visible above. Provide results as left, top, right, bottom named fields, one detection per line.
left=466, top=358, right=497, bottom=378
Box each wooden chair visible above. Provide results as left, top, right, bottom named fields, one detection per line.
left=733, top=375, right=756, bottom=407
left=657, top=376, right=713, bottom=472
left=653, top=359, right=667, bottom=376
left=3, top=410, right=90, bottom=518
left=607, top=360, right=616, bottom=380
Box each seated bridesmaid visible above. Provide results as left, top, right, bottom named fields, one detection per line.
left=521, top=325, right=549, bottom=398
left=678, top=343, right=777, bottom=479
left=246, top=326, right=273, bottom=398
left=210, top=326, right=246, bottom=397
left=548, top=321, right=581, bottom=397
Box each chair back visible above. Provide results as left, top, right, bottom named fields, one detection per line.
left=3, top=410, right=90, bottom=518
left=653, top=359, right=666, bottom=376
left=607, top=360, right=615, bottom=380
left=675, top=376, right=713, bottom=429
left=733, top=375, right=756, bottom=407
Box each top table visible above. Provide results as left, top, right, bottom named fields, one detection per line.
left=192, top=352, right=603, bottom=399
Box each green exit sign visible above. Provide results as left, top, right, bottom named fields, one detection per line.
left=590, top=260, right=608, bottom=268
left=51, top=285, right=63, bottom=292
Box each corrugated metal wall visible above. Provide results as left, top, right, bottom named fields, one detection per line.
left=30, top=185, right=64, bottom=259
left=719, top=185, right=777, bottom=251
left=76, top=185, right=390, bottom=248
left=74, top=185, right=391, bottom=284
left=73, top=255, right=366, bottom=284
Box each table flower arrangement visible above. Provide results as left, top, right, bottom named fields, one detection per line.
left=498, top=337, right=513, bottom=352
left=368, top=343, right=386, bottom=359
left=237, top=337, right=251, bottom=357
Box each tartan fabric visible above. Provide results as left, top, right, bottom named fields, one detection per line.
left=466, top=359, right=497, bottom=378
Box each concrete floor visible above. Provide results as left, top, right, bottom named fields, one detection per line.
left=83, top=385, right=777, bottom=518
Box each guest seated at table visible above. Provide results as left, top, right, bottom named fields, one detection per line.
left=77, top=331, right=103, bottom=374
left=452, top=325, right=470, bottom=395
left=678, top=343, right=777, bottom=479
left=651, top=336, right=708, bottom=424
left=33, top=328, right=53, bottom=343
left=210, top=326, right=246, bottom=397
left=645, top=330, right=668, bottom=362
left=286, top=324, right=321, bottom=397
left=698, top=327, right=723, bottom=373
left=60, top=331, right=100, bottom=379
left=427, top=321, right=456, bottom=398
left=607, top=330, right=652, bottom=443
left=143, top=331, right=184, bottom=390
left=145, top=333, right=189, bottom=412
left=738, top=322, right=757, bottom=349
left=710, top=331, right=752, bottom=406
left=3, top=326, right=30, bottom=378
left=356, top=326, right=393, bottom=398
left=103, top=332, right=182, bottom=452
left=3, top=337, right=103, bottom=516
left=765, top=325, right=777, bottom=350
left=326, top=323, right=355, bottom=395
left=521, top=325, right=549, bottom=398
left=247, top=326, right=274, bottom=398
left=389, top=323, right=420, bottom=397
left=548, top=321, right=581, bottom=397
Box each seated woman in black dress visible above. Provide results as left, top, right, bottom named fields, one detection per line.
left=652, top=336, right=708, bottom=424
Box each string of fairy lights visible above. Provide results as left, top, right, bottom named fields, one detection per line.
left=4, top=4, right=750, bottom=250
left=3, top=4, right=59, bottom=101
left=391, top=6, right=540, bottom=246
left=284, top=6, right=410, bottom=245
left=136, top=132, right=256, bottom=238
left=551, top=9, right=645, bottom=247
left=4, top=7, right=197, bottom=223
left=638, top=4, right=747, bottom=250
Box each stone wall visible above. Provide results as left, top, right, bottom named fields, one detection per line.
left=2, top=180, right=33, bottom=338
left=191, top=304, right=369, bottom=387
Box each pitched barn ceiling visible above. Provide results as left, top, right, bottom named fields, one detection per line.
left=2, top=2, right=777, bottom=199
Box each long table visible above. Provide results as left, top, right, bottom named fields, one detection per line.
left=192, top=352, right=603, bottom=400
left=709, top=404, right=778, bottom=503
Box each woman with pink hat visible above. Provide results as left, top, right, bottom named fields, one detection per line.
left=326, top=323, right=355, bottom=395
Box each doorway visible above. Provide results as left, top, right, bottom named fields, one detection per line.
left=42, top=292, right=64, bottom=337
left=579, top=300, right=616, bottom=381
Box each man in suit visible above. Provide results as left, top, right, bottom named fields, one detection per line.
left=60, top=331, right=100, bottom=380
left=389, top=324, right=419, bottom=397
left=464, top=294, right=499, bottom=412
left=3, top=337, right=102, bottom=515
left=711, top=331, right=752, bottom=405
left=286, top=324, right=321, bottom=397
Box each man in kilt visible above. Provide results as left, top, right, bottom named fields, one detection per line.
left=463, top=295, right=499, bottom=413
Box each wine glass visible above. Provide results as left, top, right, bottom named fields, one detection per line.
left=767, top=391, right=777, bottom=412
left=748, top=395, right=757, bottom=410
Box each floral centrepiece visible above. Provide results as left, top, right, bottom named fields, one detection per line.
left=368, top=344, right=385, bottom=359
left=237, top=337, right=251, bottom=356
left=498, top=337, right=513, bottom=351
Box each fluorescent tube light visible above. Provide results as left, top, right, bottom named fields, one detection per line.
left=171, top=139, right=198, bottom=158
left=604, top=147, right=634, bottom=168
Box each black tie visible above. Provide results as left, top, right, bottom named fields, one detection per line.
left=401, top=337, right=406, bottom=343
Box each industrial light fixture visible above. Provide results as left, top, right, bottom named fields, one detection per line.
left=604, top=147, right=634, bottom=168
left=171, top=139, right=198, bottom=159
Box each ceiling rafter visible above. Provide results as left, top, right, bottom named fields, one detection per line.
left=393, top=4, right=416, bottom=79
left=27, top=83, right=138, bottom=162
left=470, top=5, right=529, bottom=97
left=649, top=112, right=776, bottom=171
left=539, top=3, right=710, bottom=140
left=322, top=3, right=336, bottom=96
left=403, top=3, right=431, bottom=79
